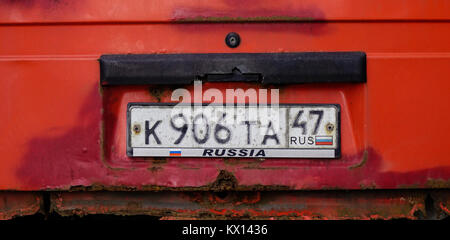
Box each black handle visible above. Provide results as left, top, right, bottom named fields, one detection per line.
left=100, top=52, right=366, bottom=85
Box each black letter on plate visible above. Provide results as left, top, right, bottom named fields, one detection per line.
left=203, top=149, right=213, bottom=156
left=214, top=113, right=231, bottom=144
left=242, top=121, right=257, bottom=144
left=292, top=110, right=307, bottom=134
left=262, top=121, right=280, bottom=145
left=310, top=110, right=323, bottom=135
left=193, top=114, right=210, bottom=144
left=170, top=113, right=188, bottom=144
left=145, top=120, right=162, bottom=145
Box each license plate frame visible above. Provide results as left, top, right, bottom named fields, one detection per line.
left=126, top=103, right=340, bottom=159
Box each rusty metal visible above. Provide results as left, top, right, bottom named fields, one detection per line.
left=132, top=124, right=141, bottom=134
left=0, top=192, right=42, bottom=220
left=49, top=190, right=450, bottom=220
left=0, top=190, right=447, bottom=220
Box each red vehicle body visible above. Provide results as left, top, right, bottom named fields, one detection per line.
left=0, top=0, right=449, bottom=219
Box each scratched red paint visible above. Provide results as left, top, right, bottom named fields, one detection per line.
left=1, top=0, right=449, bottom=24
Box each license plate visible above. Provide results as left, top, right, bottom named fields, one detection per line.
left=127, top=104, right=340, bottom=158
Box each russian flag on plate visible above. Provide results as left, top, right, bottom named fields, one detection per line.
left=169, top=150, right=181, bottom=156
left=315, top=136, right=333, bottom=145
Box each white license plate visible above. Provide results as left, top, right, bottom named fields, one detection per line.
left=127, top=104, right=340, bottom=158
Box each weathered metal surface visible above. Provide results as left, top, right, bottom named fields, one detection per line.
left=50, top=190, right=450, bottom=220
left=0, top=191, right=446, bottom=220
left=432, top=191, right=450, bottom=218
left=0, top=1, right=449, bottom=192
left=0, top=192, right=42, bottom=220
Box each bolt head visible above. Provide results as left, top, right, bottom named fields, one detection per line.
left=225, top=32, right=241, bottom=48
left=326, top=123, right=335, bottom=132
left=133, top=124, right=141, bottom=134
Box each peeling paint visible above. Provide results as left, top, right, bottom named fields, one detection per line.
left=149, top=87, right=170, bottom=103
left=439, top=202, right=450, bottom=215
left=359, top=182, right=377, bottom=190
left=397, top=183, right=421, bottom=189
left=209, top=170, right=238, bottom=191
left=426, top=178, right=450, bottom=188
left=171, top=4, right=326, bottom=23
left=47, top=190, right=447, bottom=220
left=175, top=16, right=315, bottom=23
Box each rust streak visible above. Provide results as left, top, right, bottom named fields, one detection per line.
left=348, top=150, right=368, bottom=170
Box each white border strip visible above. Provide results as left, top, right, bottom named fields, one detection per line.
left=132, top=148, right=335, bottom=158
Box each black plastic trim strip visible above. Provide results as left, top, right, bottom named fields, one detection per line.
left=100, top=52, right=366, bottom=85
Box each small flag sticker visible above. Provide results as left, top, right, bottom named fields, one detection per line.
left=169, top=150, right=181, bottom=156
left=315, top=136, right=333, bottom=145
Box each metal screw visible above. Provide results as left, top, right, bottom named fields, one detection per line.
left=133, top=124, right=141, bottom=134
left=225, top=32, right=241, bottom=48
left=326, top=123, right=335, bottom=132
